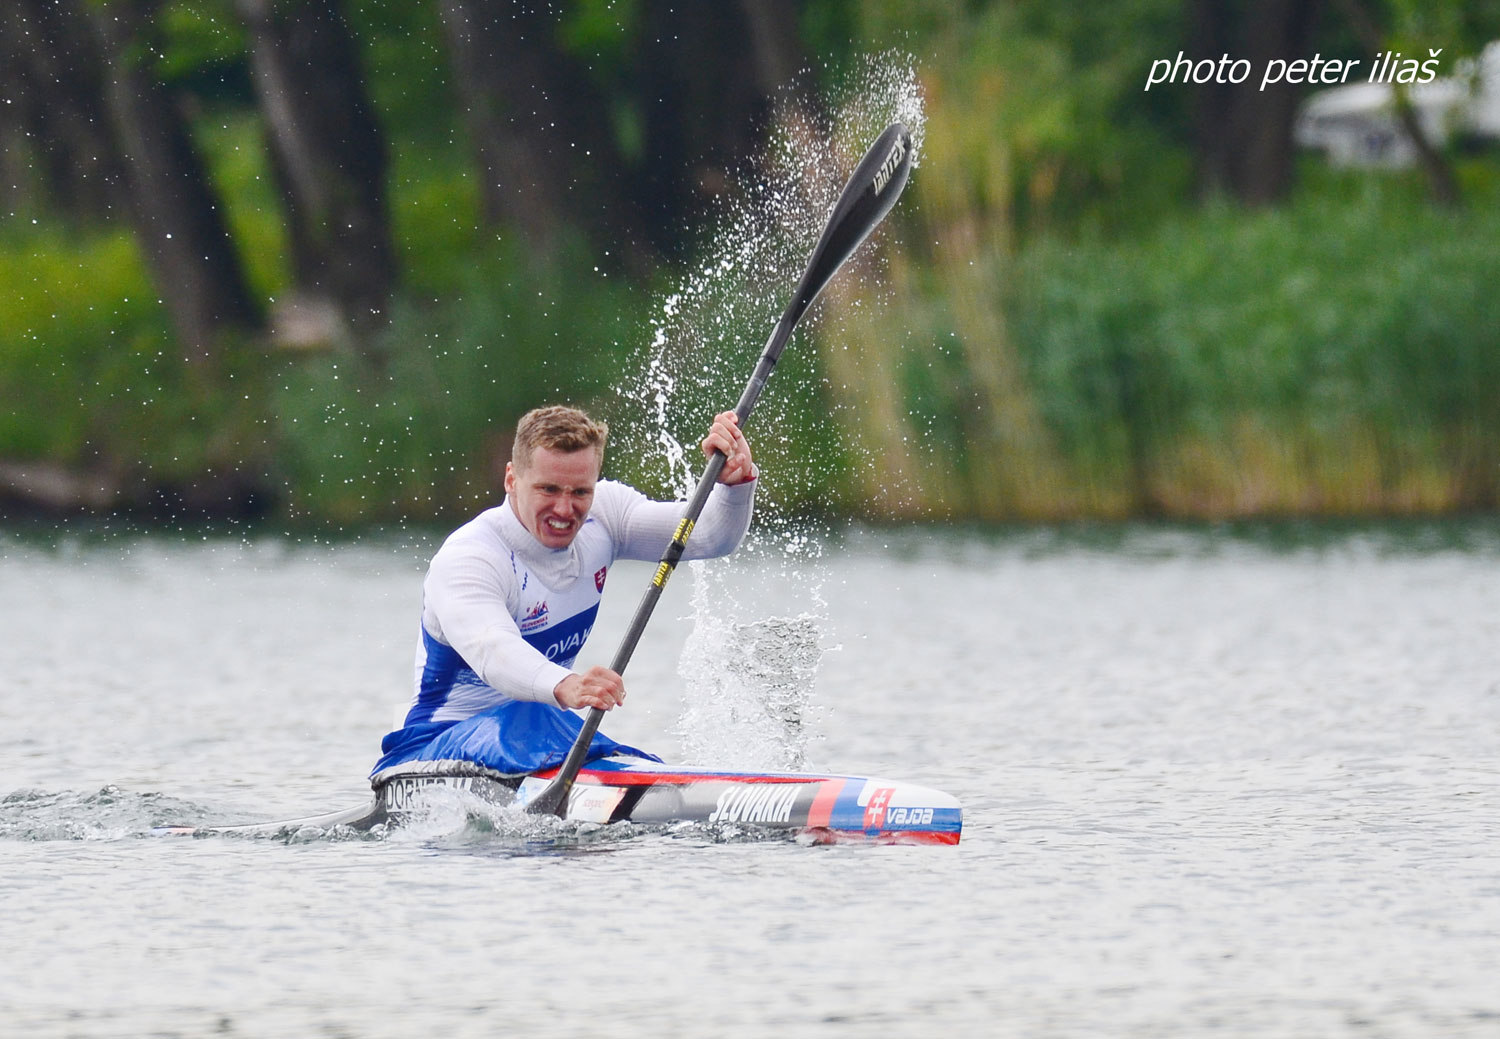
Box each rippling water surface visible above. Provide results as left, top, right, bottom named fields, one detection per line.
left=3, top=522, right=1498, bottom=1037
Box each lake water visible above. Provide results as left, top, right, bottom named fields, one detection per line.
left=2, top=521, right=1498, bottom=1037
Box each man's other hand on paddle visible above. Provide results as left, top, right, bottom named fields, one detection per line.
left=702, top=411, right=756, bottom=486
left=554, top=666, right=627, bottom=711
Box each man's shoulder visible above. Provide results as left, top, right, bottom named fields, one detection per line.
left=588, top=478, right=652, bottom=527
left=434, top=506, right=512, bottom=560
left=594, top=477, right=647, bottom=502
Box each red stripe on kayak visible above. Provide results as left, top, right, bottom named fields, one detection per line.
left=531, top=767, right=823, bottom=788
left=800, top=826, right=961, bottom=846
left=882, top=830, right=961, bottom=846
left=806, top=778, right=847, bottom=828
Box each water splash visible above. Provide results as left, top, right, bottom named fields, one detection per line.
left=0, top=786, right=222, bottom=841
left=615, top=54, right=926, bottom=499
left=674, top=606, right=825, bottom=770
left=612, top=56, right=925, bottom=768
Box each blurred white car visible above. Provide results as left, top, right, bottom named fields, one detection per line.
left=1295, top=41, right=1500, bottom=166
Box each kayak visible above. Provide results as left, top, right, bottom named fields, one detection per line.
left=156, top=756, right=963, bottom=844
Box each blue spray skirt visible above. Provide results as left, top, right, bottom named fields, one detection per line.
left=372, top=699, right=660, bottom=777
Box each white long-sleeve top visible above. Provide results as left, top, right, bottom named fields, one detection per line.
left=399, top=477, right=755, bottom=728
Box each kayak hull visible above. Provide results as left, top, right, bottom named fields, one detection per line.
left=382, top=756, right=961, bottom=843
left=159, top=757, right=963, bottom=844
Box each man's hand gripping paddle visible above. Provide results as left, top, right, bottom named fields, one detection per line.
left=525, top=122, right=916, bottom=818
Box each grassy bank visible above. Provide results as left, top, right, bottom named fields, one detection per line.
left=4, top=169, right=1499, bottom=525
left=824, top=172, right=1500, bottom=521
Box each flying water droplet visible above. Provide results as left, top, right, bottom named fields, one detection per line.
left=611, top=55, right=926, bottom=767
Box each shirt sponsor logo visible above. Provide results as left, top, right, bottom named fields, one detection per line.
left=543, top=624, right=593, bottom=661
left=595, top=566, right=608, bottom=592
left=522, top=604, right=599, bottom=666
left=519, top=600, right=549, bottom=633
left=708, top=783, right=805, bottom=825
left=863, top=786, right=895, bottom=830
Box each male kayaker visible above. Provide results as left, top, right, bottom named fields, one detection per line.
left=372, top=404, right=756, bottom=777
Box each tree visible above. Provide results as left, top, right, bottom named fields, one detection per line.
left=629, top=0, right=811, bottom=243
left=1331, top=0, right=1460, bottom=205
left=435, top=0, right=809, bottom=269
left=436, top=0, right=659, bottom=272
left=1191, top=0, right=1325, bottom=204
left=1, top=0, right=125, bottom=221
left=89, top=0, right=262, bottom=360
left=236, top=0, right=396, bottom=343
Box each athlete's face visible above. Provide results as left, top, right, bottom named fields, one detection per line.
left=505, top=445, right=601, bottom=550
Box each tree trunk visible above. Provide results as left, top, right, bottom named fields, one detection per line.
left=632, top=0, right=810, bottom=244
left=436, top=1, right=807, bottom=271
left=2, top=0, right=126, bottom=221
left=236, top=0, right=396, bottom=343
left=1191, top=0, right=1323, bottom=204
left=437, top=0, right=654, bottom=274
left=736, top=0, right=806, bottom=96
left=88, top=0, right=261, bottom=361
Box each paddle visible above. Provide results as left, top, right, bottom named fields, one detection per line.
left=525, top=121, right=916, bottom=818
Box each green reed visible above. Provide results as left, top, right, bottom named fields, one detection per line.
left=825, top=173, right=1500, bottom=521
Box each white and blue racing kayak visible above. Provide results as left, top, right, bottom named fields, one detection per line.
left=158, top=757, right=963, bottom=844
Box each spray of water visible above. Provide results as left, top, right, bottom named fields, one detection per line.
left=612, top=55, right=926, bottom=769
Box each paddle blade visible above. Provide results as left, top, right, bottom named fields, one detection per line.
left=788, top=122, right=913, bottom=323
left=525, top=780, right=569, bottom=819
left=525, top=123, right=915, bottom=818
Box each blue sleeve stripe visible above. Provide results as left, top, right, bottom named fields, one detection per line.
left=410, top=625, right=480, bottom=725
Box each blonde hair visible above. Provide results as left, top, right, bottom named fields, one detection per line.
left=513, top=405, right=608, bottom=471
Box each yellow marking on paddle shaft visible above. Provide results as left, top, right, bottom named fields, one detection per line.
left=652, top=518, right=695, bottom=587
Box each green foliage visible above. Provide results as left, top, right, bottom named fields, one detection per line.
left=0, top=221, right=643, bottom=524
left=800, top=0, right=861, bottom=76
left=387, top=147, right=484, bottom=298
left=557, top=0, right=640, bottom=66
left=271, top=236, right=643, bottom=524
left=8, top=0, right=1500, bottom=524
left=156, top=0, right=246, bottom=86
left=0, top=224, right=272, bottom=491
left=831, top=0, right=1193, bottom=237
left=1002, top=175, right=1500, bottom=513
left=194, top=113, right=289, bottom=301
left=347, top=0, right=458, bottom=151
left=0, top=227, right=166, bottom=461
